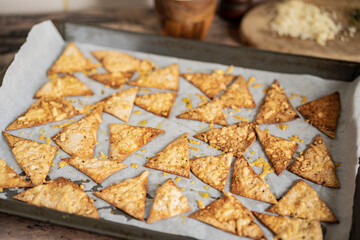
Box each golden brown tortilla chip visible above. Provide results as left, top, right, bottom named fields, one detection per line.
left=231, top=156, right=277, bottom=204
left=190, top=192, right=264, bottom=239
left=6, top=97, right=80, bottom=131
left=255, top=80, right=299, bottom=124
left=93, top=87, right=138, bottom=122
left=190, top=153, right=233, bottom=191
left=52, top=104, right=103, bottom=158
left=34, top=75, right=93, bottom=98
left=110, top=124, right=165, bottom=162
left=176, top=98, right=227, bottom=126
left=94, top=171, right=149, bottom=221
left=128, top=64, right=179, bottom=91
left=0, top=159, right=32, bottom=188
left=3, top=132, right=57, bottom=186
left=297, top=92, right=340, bottom=138
left=288, top=134, right=339, bottom=188
left=47, top=42, right=95, bottom=75
left=253, top=212, right=323, bottom=240
left=13, top=177, right=99, bottom=218
left=267, top=180, right=338, bottom=222
left=147, top=178, right=190, bottom=224
left=145, top=133, right=190, bottom=178
left=219, top=75, right=257, bottom=109
left=62, top=157, right=128, bottom=184
left=256, top=127, right=298, bottom=176
left=89, top=72, right=133, bottom=88
left=92, top=50, right=156, bottom=74
left=134, top=92, right=177, bottom=118
left=180, top=72, right=235, bottom=99
left=194, top=122, right=256, bottom=158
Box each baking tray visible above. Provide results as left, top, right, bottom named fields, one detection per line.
left=0, top=20, right=360, bottom=240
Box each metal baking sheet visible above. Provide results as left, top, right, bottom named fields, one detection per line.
left=0, top=20, right=360, bottom=240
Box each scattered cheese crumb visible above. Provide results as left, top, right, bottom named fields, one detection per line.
left=197, top=200, right=205, bottom=209
left=95, top=141, right=99, bottom=145
left=299, top=139, right=304, bottom=143
left=39, top=134, right=45, bottom=140
left=289, top=135, right=300, bottom=142
left=250, top=160, right=275, bottom=179
left=51, top=162, right=55, bottom=166
left=162, top=172, right=167, bottom=177
left=141, top=149, right=146, bottom=152
left=234, top=116, right=249, bottom=122
left=137, top=120, right=147, bottom=126
left=201, top=193, right=210, bottom=199
left=262, top=87, right=269, bottom=93
left=80, top=184, right=84, bottom=189
left=277, top=124, right=289, bottom=131
left=247, top=77, right=256, bottom=86
left=101, top=90, right=105, bottom=95
left=301, top=96, right=308, bottom=103
left=264, top=129, right=270, bottom=133
left=45, top=137, right=51, bottom=145
left=18, top=131, right=24, bottom=135
left=189, top=146, right=199, bottom=152
left=226, top=65, right=234, bottom=74
left=196, top=93, right=208, bottom=106
left=131, top=163, right=139, bottom=169
left=250, top=150, right=255, bottom=155
left=251, top=83, right=262, bottom=88
left=57, top=150, right=62, bottom=154
left=58, top=161, right=68, bottom=168
left=180, top=188, right=185, bottom=191
left=204, top=186, right=209, bottom=189
left=305, top=119, right=310, bottom=123
left=98, top=152, right=109, bottom=159
left=231, top=105, right=241, bottom=112
left=209, top=123, right=214, bottom=129
left=334, top=163, right=340, bottom=167
left=188, top=139, right=200, bottom=145
left=175, top=177, right=181, bottom=182
left=191, top=181, right=195, bottom=184
left=134, top=110, right=142, bottom=115
left=213, top=69, right=225, bottom=76
left=105, top=85, right=110, bottom=88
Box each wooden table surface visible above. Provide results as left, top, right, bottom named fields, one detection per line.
left=0, top=8, right=240, bottom=240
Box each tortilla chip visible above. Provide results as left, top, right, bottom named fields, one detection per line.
left=255, top=80, right=299, bottom=124
left=13, top=177, right=99, bottom=218
left=190, top=153, right=233, bottom=191
left=231, top=156, right=277, bottom=204
left=190, top=192, right=264, bottom=239
left=147, top=178, right=190, bottom=224
left=267, top=180, right=338, bottom=222
left=256, top=127, right=298, bottom=176
left=134, top=92, right=177, bottom=118
left=180, top=72, right=235, bottom=99
left=62, top=157, right=128, bottom=184
left=110, top=124, right=165, bottom=162
left=89, top=72, right=133, bottom=88
left=0, top=159, right=32, bottom=188
left=253, top=212, right=323, bottom=240
left=3, top=132, right=57, bottom=185
left=52, top=104, right=103, bottom=158
left=128, top=64, right=179, bottom=91
left=93, top=87, right=138, bottom=122
left=219, top=76, right=257, bottom=109
left=297, top=92, right=340, bottom=139
left=34, top=74, right=93, bottom=98
left=194, top=122, right=256, bottom=158
left=47, top=42, right=95, bottom=75
left=288, top=134, right=339, bottom=188
left=145, top=133, right=190, bottom=178
left=176, top=98, right=227, bottom=126
left=94, top=171, right=149, bottom=220
left=6, top=97, right=80, bottom=131
left=92, top=50, right=156, bottom=74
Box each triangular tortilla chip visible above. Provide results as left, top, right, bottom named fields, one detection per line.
left=93, top=87, right=138, bottom=122
left=180, top=72, right=235, bottom=99
left=256, top=127, right=298, bottom=176
left=190, top=192, right=264, bottom=239
left=52, top=104, right=103, bottom=158
left=3, top=132, right=57, bottom=185
left=145, top=133, right=190, bottom=178
left=135, top=92, right=177, bottom=118
left=110, top=124, right=165, bottom=162
left=13, top=177, right=99, bottom=218
left=176, top=98, right=227, bottom=126
left=47, top=42, right=95, bottom=75
left=297, top=92, right=340, bottom=138
left=255, top=80, right=299, bottom=124
left=94, top=171, right=149, bottom=220
left=147, top=178, right=190, bottom=224
left=0, top=159, right=32, bottom=188
left=128, top=64, right=179, bottom=91
left=219, top=75, right=257, bottom=109
left=194, top=122, right=256, bottom=158
left=6, top=97, right=80, bottom=131
left=253, top=212, right=323, bottom=240
left=62, top=157, right=128, bottom=184
left=92, top=50, right=156, bottom=74
left=267, top=180, right=338, bottom=222
left=89, top=72, right=133, bottom=88
left=231, top=156, right=277, bottom=204
left=288, top=134, right=339, bottom=188
left=190, top=153, right=233, bottom=191
left=34, top=75, right=94, bottom=98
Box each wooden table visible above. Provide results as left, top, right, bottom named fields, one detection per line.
left=0, top=8, right=240, bottom=239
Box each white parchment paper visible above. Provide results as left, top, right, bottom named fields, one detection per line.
left=0, top=20, right=359, bottom=240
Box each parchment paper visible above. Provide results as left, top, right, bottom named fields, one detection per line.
left=0, top=20, right=359, bottom=240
